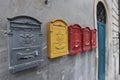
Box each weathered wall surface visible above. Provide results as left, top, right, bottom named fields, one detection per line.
left=111, top=0, right=119, bottom=79
left=0, top=0, right=96, bottom=80
left=0, top=0, right=119, bottom=80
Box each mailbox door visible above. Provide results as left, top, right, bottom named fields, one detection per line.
left=47, top=19, right=68, bottom=58
left=68, top=24, right=82, bottom=54
left=8, top=16, right=43, bottom=73
left=91, top=29, right=97, bottom=49
left=82, top=27, right=91, bottom=51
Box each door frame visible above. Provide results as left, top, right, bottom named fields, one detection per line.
left=94, top=0, right=112, bottom=80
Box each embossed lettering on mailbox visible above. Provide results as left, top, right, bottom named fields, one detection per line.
left=47, top=19, right=68, bottom=58
left=91, top=29, right=97, bottom=49
left=68, top=24, right=82, bottom=55
left=7, top=16, right=43, bottom=73
left=82, top=27, right=91, bottom=51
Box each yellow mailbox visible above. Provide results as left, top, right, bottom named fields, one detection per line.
left=47, top=19, right=68, bottom=58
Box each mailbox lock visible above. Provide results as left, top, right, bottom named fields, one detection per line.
left=93, top=42, right=96, bottom=45
left=85, top=42, right=89, bottom=46
left=75, top=45, right=78, bottom=47
left=26, top=48, right=30, bottom=51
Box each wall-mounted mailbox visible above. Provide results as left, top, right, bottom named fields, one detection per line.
left=68, top=24, right=82, bottom=55
left=82, top=27, right=91, bottom=51
left=7, top=16, right=43, bottom=73
left=47, top=19, right=68, bottom=58
left=91, top=29, right=97, bottom=49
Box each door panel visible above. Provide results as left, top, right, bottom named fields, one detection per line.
left=97, top=21, right=106, bottom=80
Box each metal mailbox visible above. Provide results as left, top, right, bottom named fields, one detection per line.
left=68, top=24, right=82, bottom=55
left=47, top=19, right=68, bottom=58
left=7, top=16, right=43, bottom=73
left=82, top=27, right=91, bottom=51
left=91, top=29, right=97, bottom=49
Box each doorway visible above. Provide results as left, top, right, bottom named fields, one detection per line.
left=97, top=2, right=106, bottom=80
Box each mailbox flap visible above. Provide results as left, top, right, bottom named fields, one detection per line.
left=82, top=27, right=91, bottom=51
left=47, top=19, right=68, bottom=58
left=68, top=24, right=82, bottom=54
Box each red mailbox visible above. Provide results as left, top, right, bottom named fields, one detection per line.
left=68, top=24, right=82, bottom=55
left=82, top=27, right=91, bottom=51
left=91, top=29, right=97, bottom=49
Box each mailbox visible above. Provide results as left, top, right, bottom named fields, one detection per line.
left=82, top=27, right=91, bottom=51
left=7, top=16, right=43, bottom=73
left=68, top=24, right=82, bottom=55
left=91, top=29, right=97, bottom=49
left=47, top=19, right=68, bottom=58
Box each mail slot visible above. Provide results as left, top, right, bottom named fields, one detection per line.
left=68, top=24, right=82, bottom=55
left=91, top=29, right=97, bottom=49
left=47, top=19, right=68, bottom=58
left=7, top=16, right=43, bottom=73
left=82, top=27, right=91, bottom=51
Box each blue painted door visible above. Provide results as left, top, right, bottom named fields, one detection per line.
left=97, top=21, right=106, bottom=80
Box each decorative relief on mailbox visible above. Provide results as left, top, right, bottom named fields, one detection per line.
left=7, top=16, right=43, bottom=73
left=68, top=24, right=82, bottom=55
left=56, top=31, right=64, bottom=42
left=47, top=19, right=68, bottom=58
left=20, top=33, right=34, bottom=45
left=55, top=31, right=64, bottom=50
